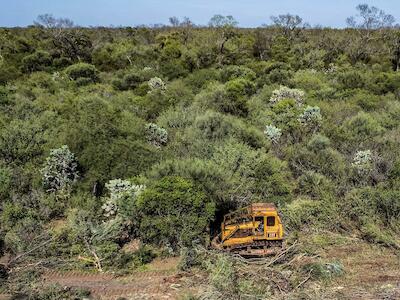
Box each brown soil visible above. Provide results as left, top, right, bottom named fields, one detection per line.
left=3, top=236, right=399, bottom=300
left=40, top=257, right=195, bottom=300
left=313, top=237, right=400, bottom=300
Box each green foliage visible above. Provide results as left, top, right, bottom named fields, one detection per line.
left=283, top=198, right=336, bottom=230
left=113, top=71, right=143, bottom=91
left=41, top=145, right=78, bottom=194
left=195, top=81, right=250, bottom=116
left=337, top=70, right=365, bottom=89
left=0, top=86, right=10, bottom=105
left=342, top=112, right=385, bottom=145
left=0, top=165, right=12, bottom=201
left=145, top=123, right=168, bottom=147
left=0, top=118, right=46, bottom=165
left=303, top=261, right=344, bottom=280
left=307, top=134, right=331, bottom=151
left=343, top=187, right=400, bottom=229
left=136, top=176, right=215, bottom=249
left=298, top=171, right=334, bottom=199
left=64, top=62, right=99, bottom=85
left=131, top=245, right=156, bottom=267
left=2, top=22, right=400, bottom=283
left=21, top=50, right=52, bottom=73
left=220, top=65, right=256, bottom=82
left=204, top=253, right=237, bottom=294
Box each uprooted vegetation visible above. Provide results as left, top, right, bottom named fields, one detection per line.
left=1, top=3, right=400, bottom=299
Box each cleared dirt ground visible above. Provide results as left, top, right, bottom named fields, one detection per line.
left=1, top=236, right=399, bottom=300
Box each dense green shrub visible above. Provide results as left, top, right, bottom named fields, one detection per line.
left=0, top=119, right=46, bottom=165
left=0, top=86, right=10, bottom=105
left=342, top=112, right=385, bottom=145
left=336, top=70, right=365, bottom=89
left=113, top=71, right=144, bottom=90
left=220, top=65, right=256, bottom=82
left=2, top=22, right=400, bottom=284
left=0, top=166, right=11, bottom=201
left=298, top=171, right=334, bottom=199
left=136, top=176, right=215, bottom=249
left=283, top=198, right=336, bottom=230
left=195, top=82, right=249, bottom=116
left=64, top=63, right=99, bottom=85
left=21, top=50, right=52, bottom=72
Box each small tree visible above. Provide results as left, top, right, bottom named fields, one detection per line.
left=35, top=14, right=74, bottom=29
left=346, top=4, right=395, bottom=31
left=41, top=145, right=78, bottom=194
left=270, top=14, right=306, bottom=40
left=346, top=4, right=396, bottom=62
left=208, top=15, right=239, bottom=56
left=169, top=16, right=180, bottom=27
left=145, top=123, right=168, bottom=147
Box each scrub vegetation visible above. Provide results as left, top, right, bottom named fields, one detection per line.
left=0, top=4, right=399, bottom=299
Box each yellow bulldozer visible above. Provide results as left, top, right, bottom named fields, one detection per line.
left=212, top=203, right=284, bottom=256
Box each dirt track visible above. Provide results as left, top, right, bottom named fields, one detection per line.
left=40, top=257, right=194, bottom=300
left=42, top=270, right=186, bottom=299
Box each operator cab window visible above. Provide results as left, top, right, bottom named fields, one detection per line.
left=255, top=216, right=264, bottom=232
left=267, top=216, right=275, bottom=226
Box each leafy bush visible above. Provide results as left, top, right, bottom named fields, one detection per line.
left=102, top=179, right=145, bottom=218
left=131, top=245, right=156, bottom=267
left=41, top=145, right=79, bottom=195
left=352, top=150, right=373, bottom=176
left=298, top=171, right=334, bottom=199
left=0, top=165, right=11, bottom=201
left=342, top=112, right=385, bottom=145
left=21, top=50, right=52, bottom=72
left=303, top=261, right=344, bottom=280
left=220, top=65, right=256, bottom=82
left=337, top=70, right=365, bottom=89
left=270, top=86, right=305, bottom=105
left=298, top=106, right=322, bottom=130
left=145, top=123, right=168, bottom=147
left=64, top=63, right=99, bottom=85
left=113, top=71, right=144, bottom=90
left=283, top=198, right=336, bottom=230
left=264, top=124, right=282, bottom=144
left=307, top=134, right=331, bottom=151
left=0, top=86, right=10, bottom=105
left=136, top=176, right=215, bottom=249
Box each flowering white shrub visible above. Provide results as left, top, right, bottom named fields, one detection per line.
left=264, top=125, right=282, bottom=143
left=148, top=77, right=166, bottom=91
left=102, top=179, right=145, bottom=218
left=298, top=106, right=322, bottom=128
left=41, top=145, right=78, bottom=194
left=145, top=123, right=168, bottom=147
left=270, top=86, right=305, bottom=105
left=352, top=150, right=373, bottom=174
